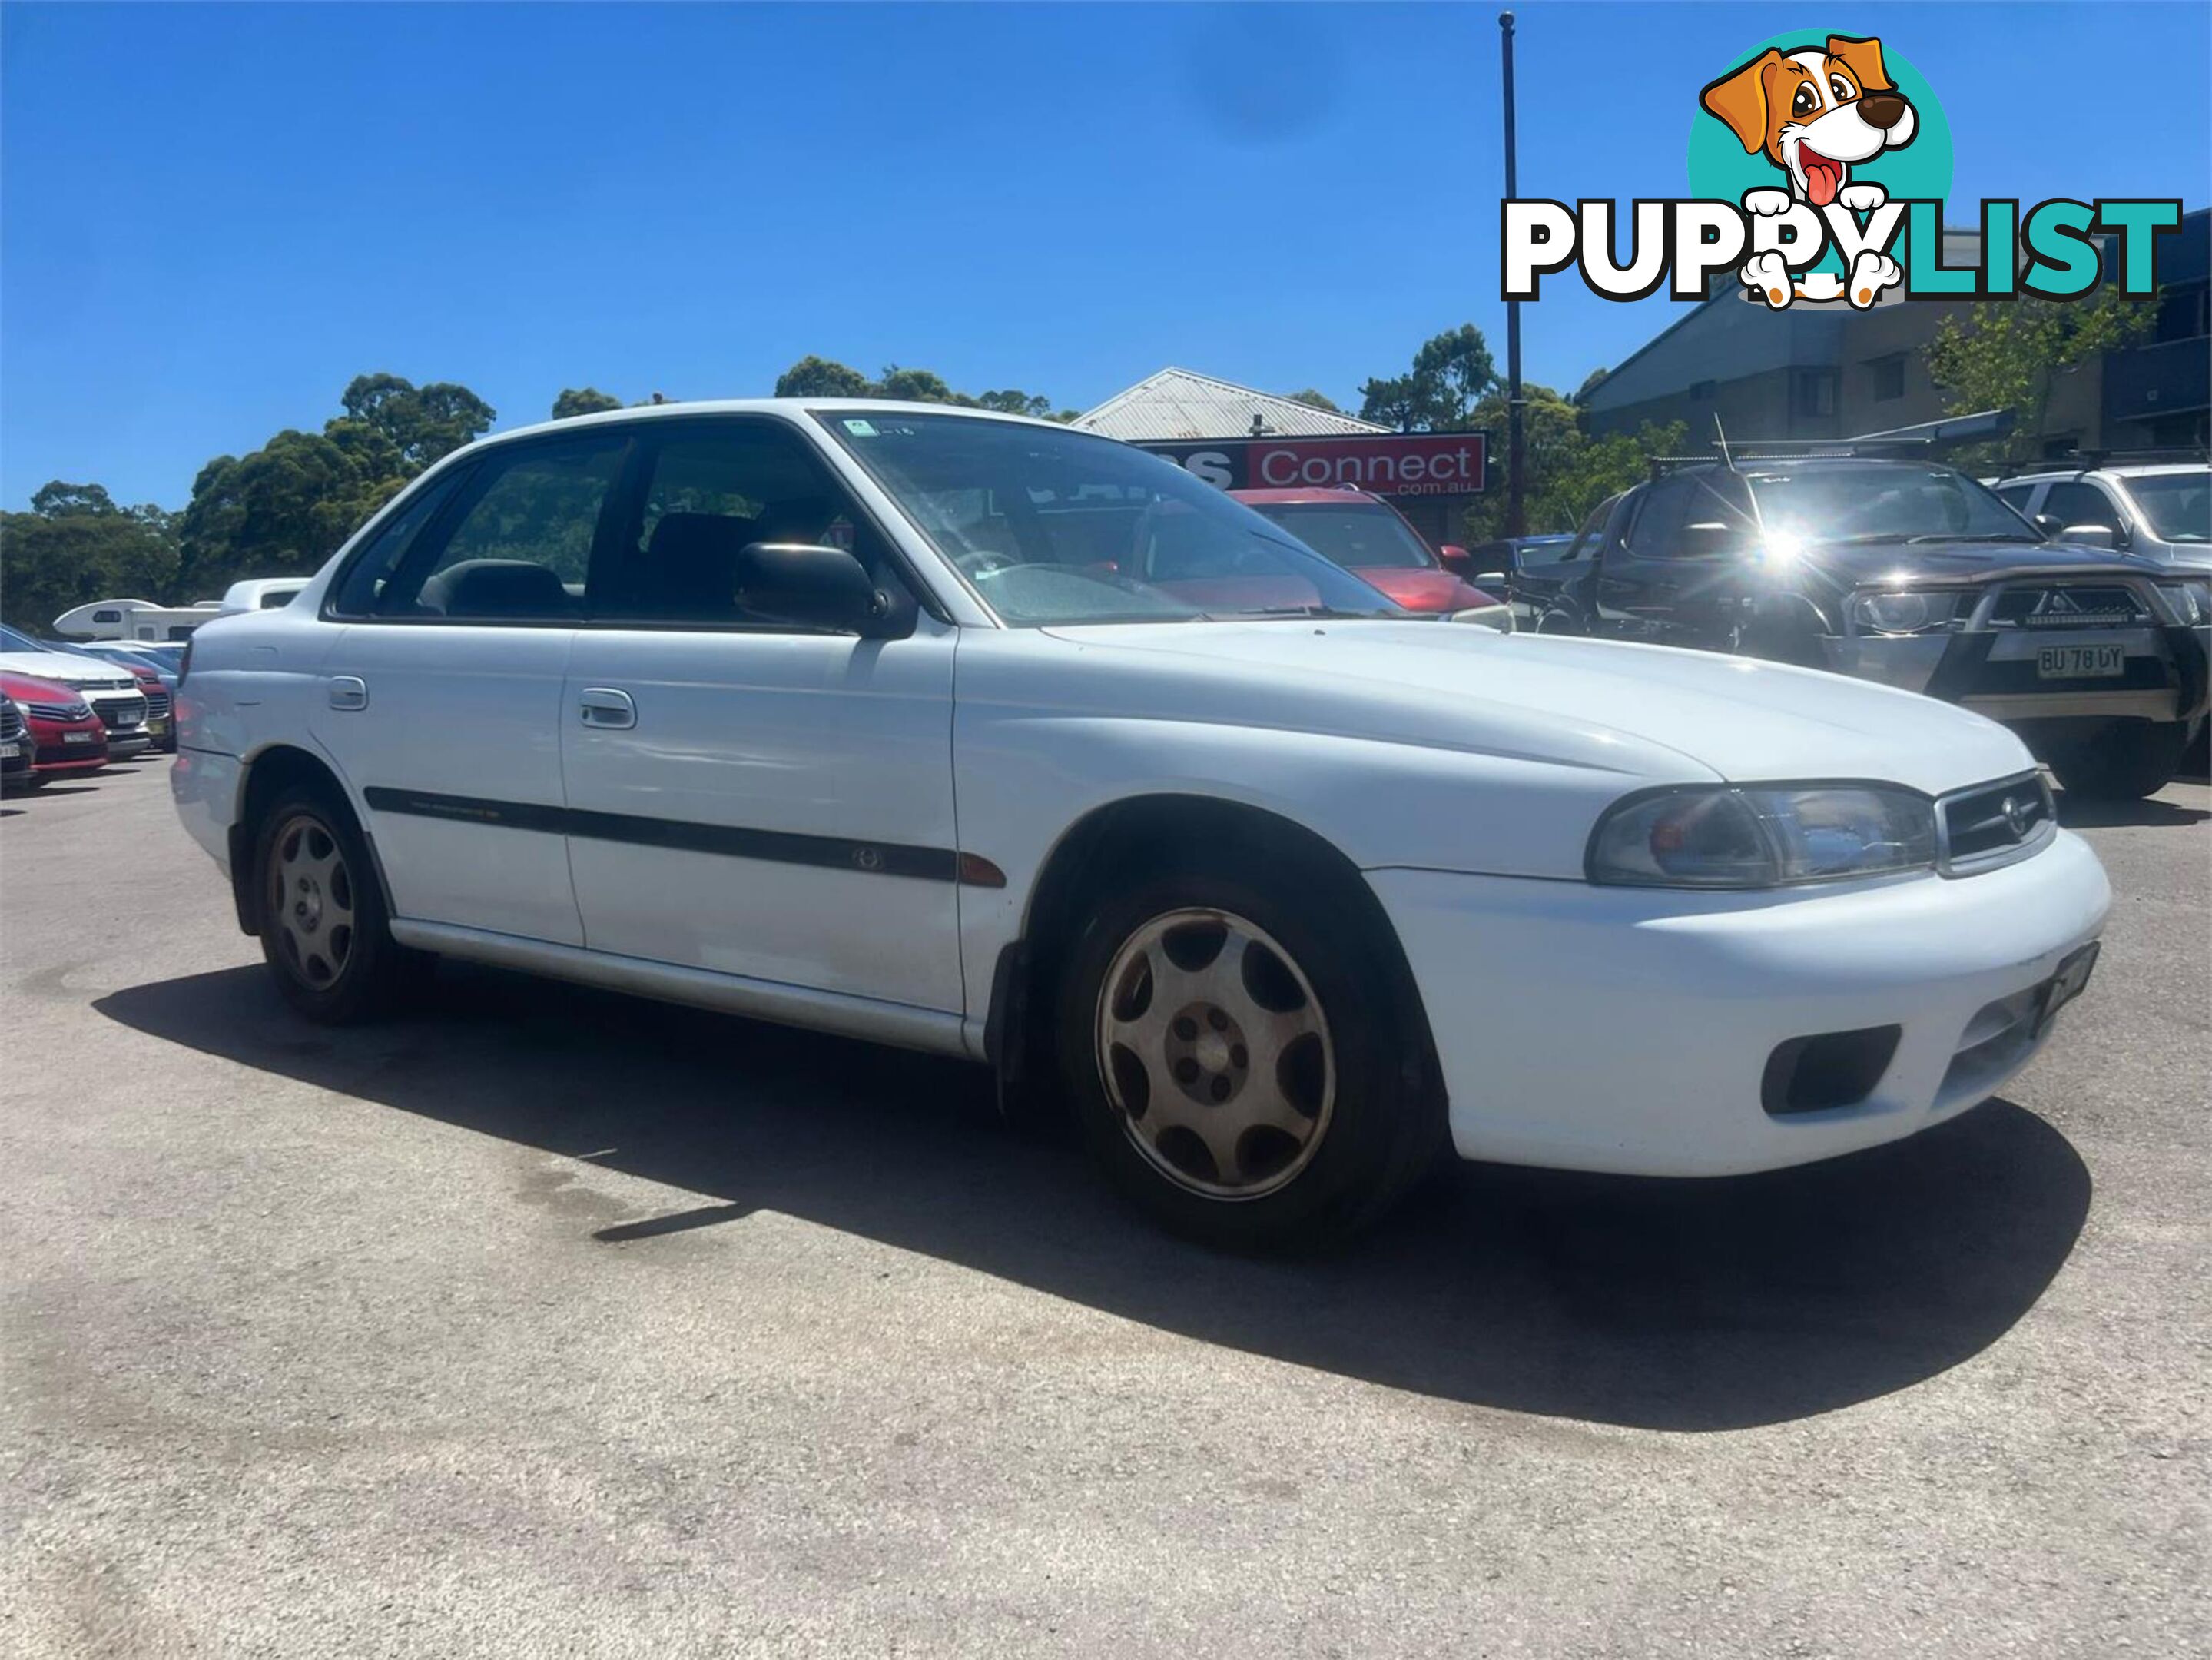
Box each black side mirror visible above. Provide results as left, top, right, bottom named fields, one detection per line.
left=735, top=543, right=887, bottom=634
left=1678, top=520, right=1747, bottom=559
left=2033, top=512, right=2064, bottom=536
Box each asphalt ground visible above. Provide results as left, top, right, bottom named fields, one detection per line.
left=2, top=755, right=2206, bottom=1658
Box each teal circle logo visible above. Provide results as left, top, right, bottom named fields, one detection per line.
left=1687, top=33, right=1952, bottom=208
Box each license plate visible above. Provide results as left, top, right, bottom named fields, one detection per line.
left=2035, top=942, right=2100, bottom=1036
left=0, top=741, right=18, bottom=759
left=148, top=717, right=170, bottom=735
left=2035, top=644, right=2126, bottom=679
left=62, top=730, right=95, bottom=745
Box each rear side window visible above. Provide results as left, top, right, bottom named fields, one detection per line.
left=2041, top=481, right=2121, bottom=533
left=367, top=436, right=627, bottom=622
left=1993, top=483, right=2038, bottom=516
left=329, top=471, right=470, bottom=618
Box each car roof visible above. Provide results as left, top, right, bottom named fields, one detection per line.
left=2001, top=462, right=2207, bottom=481
left=1226, top=487, right=1390, bottom=506
left=475, top=397, right=1071, bottom=456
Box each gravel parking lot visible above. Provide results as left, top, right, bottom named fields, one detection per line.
left=2, top=756, right=2206, bottom=1658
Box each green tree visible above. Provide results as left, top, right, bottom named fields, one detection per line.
left=552, top=387, right=625, bottom=420
left=876, top=365, right=965, bottom=404
left=1358, top=374, right=1427, bottom=432
left=1283, top=388, right=1342, bottom=413
left=337, top=373, right=496, bottom=471
left=1458, top=383, right=1683, bottom=540
left=1925, top=292, right=2155, bottom=463
left=1359, top=324, right=1497, bottom=431
left=1573, top=367, right=1610, bottom=405
left=973, top=389, right=1053, bottom=417
left=0, top=480, right=180, bottom=630
left=774, top=355, right=874, bottom=399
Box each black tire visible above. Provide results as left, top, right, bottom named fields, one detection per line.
left=253, top=782, right=422, bottom=1023
left=1053, top=849, right=1444, bottom=1252
left=2047, top=720, right=2191, bottom=800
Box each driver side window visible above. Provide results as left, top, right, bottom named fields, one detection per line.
left=598, top=423, right=906, bottom=627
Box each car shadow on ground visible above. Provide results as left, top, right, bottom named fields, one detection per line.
left=2054, top=793, right=2210, bottom=828
left=97, top=962, right=2091, bottom=1432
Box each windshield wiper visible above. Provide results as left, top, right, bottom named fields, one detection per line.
left=1903, top=532, right=2035, bottom=544
left=1230, top=604, right=1398, bottom=620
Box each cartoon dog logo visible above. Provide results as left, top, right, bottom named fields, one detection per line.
left=1700, top=35, right=1917, bottom=308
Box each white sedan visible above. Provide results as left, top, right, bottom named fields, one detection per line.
left=171, top=401, right=2110, bottom=1247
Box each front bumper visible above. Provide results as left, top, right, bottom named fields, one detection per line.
left=1822, top=622, right=2211, bottom=725
left=1368, top=828, right=2111, bottom=1177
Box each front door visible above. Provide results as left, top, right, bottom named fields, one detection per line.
left=310, top=428, right=631, bottom=945
left=558, top=417, right=965, bottom=1014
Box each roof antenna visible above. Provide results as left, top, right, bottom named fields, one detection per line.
left=1711, top=412, right=1766, bottom=540
left=1712, top=411, right=1736, bottom=472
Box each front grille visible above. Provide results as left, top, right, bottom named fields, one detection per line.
left=1937, top=772, right=2055, bottom=873
left=142, top=689, right=171, bottom=720
left=1987, top=585, right=2152, bottom=628
left=35, top=740, right=105, bottom=764
left=25, top=701, right=89, bottom=722
left=93, top=696, right=147, bottom=729
left=0, top=704, right=22, bottom=740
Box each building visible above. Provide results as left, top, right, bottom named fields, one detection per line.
left=1073, top=367, right=1486, bottom=549
left=1583, top=208, right=2209, bottom=458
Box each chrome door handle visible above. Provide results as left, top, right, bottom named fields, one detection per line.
left=579, top=687, right=636, bottom=729
left=327, top=676, right=369, bottom=712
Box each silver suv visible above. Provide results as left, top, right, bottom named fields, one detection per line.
left=1991, top=460, right=2210, bottom=576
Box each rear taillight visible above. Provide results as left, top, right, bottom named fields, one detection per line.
left=176, top=640, right=192, bottom=685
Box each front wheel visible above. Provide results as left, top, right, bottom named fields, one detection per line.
left=254, top=784, right=423, bottom=1022
left=2047, top=720, right=2191, bottom=800
left=1055, top=860, right=1444, bottom=1251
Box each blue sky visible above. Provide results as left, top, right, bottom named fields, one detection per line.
left=3, top=2, right=2206, bottom=509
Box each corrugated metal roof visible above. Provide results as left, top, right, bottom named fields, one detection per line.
left=1073, top=367, right=1388, bottom=441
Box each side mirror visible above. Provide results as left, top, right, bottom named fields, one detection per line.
left=1438, top=543, right=1473, bottom=572
left=2033, top=512, right=2064, bottom=536
left=2060, top=523, right=2117, bottom=550
left=735, top=543, right=887, bottom=633
left=1471, top=569, right=1510, bottom=591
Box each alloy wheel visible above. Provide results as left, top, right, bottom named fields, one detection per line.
left=269, top=812, right=357, bottom=991
left=1094, top=908, right=1335, bottom=1200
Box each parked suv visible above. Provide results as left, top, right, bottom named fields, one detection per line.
left=1511, top=455, right=2212, bottom=798
left=1990, top=460, right=2210, bottom=575
left=173, top=402, right=2111, bottom=1247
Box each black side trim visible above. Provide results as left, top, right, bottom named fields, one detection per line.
left=363, top=786, right=960, bottom=882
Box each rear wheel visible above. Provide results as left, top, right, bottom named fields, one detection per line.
left=2047, top=719, right=2191, bottom=800
left=254, top=784, right=420, bottom=1022
left=1055, top=856, right=1443, bottom=1251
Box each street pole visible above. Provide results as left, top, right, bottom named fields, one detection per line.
left=1499, top=10, right=1526, bottom=539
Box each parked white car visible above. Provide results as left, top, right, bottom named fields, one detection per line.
left=1991, top=461, right=2210, bottom=575
left=0, top=630, right=152, bottom=758
left=173, top=402, right=2111, bottom=1246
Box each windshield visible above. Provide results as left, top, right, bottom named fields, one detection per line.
left=1241, top=501, right=1435, bottom=571
left=821, top=412, right=1404, bottom=626
left=0, top=625, right=78, bottom=656
left=2123, top=471, right=2210, bottom=543
left=1741, top=463, right=2036, bottom=544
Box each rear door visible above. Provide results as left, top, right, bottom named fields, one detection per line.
left=310, top=430, right=629, bottom=945
left=557, top=416, right=963, bottom=1013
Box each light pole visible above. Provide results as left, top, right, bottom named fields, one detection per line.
left=1500, top=10, right=1526, bottom=539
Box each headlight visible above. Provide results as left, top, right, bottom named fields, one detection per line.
left=1587, top=785, right=1938, bottom=888
left=2154, top=580, right=2209, bottom=626
left=1846, top=589, right=1958, bottom=634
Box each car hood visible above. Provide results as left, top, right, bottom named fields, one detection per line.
left=0, top=652, right=127, bottom=688
left=1355, top=566, right=1498, bottom=613
left=1037, top=620, right=2030, bottom=795
left=1806, top=537, right=2171, bottom=587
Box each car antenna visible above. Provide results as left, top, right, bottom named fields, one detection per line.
left=1707, top=412, right=1767, bottom=539
left=1713, top=412, right=1736, bottom=473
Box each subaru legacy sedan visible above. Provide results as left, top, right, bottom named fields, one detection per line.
left=173, top=402, right=2110, bottom=1248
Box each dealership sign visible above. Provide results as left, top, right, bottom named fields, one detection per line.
left=1137, top=433, right=1487, bottom=498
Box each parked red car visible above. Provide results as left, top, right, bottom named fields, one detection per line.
left=0, top=672, right=109, bottom=785
left=1229, top=486, right=1501, bottom=613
